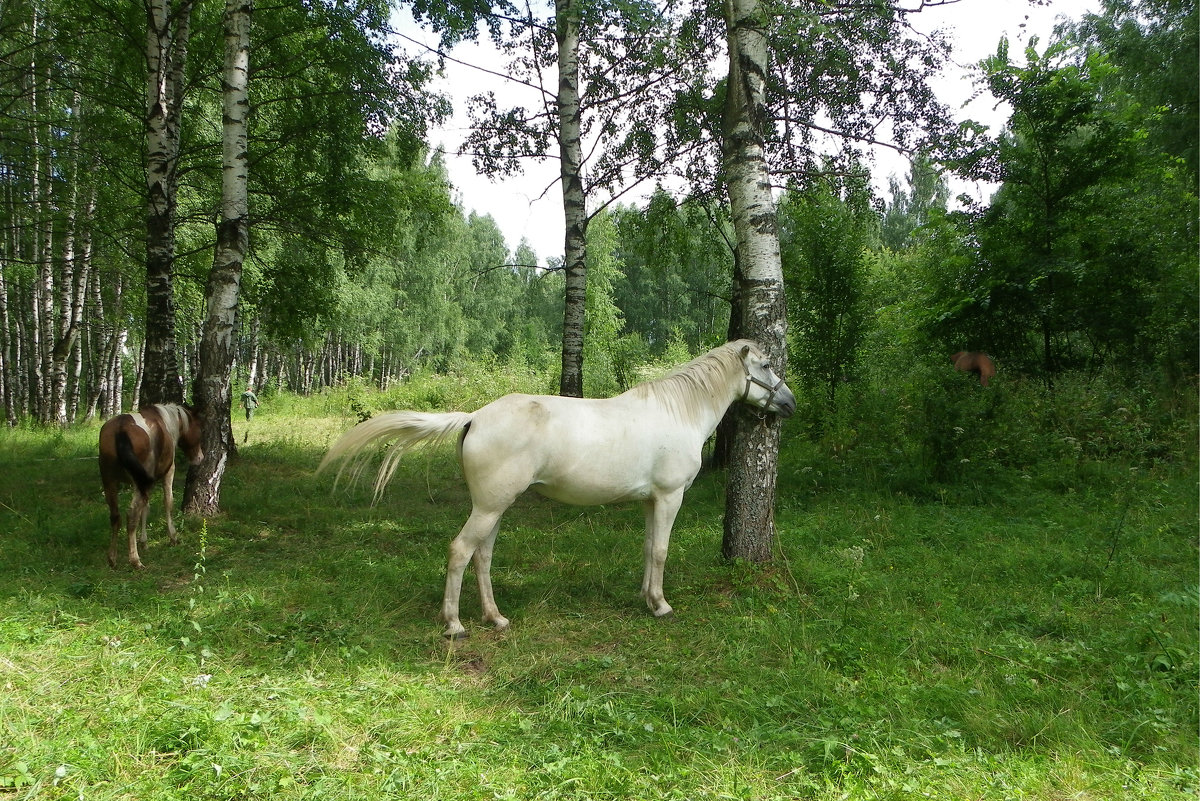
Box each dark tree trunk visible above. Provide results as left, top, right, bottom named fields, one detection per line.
left=141, top=0, right=192, bottom=405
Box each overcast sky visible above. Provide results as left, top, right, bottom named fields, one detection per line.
left=401, top=0, right=1099, bottom=264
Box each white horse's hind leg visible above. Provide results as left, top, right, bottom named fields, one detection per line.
left=442, top=508, right=504, bottom=639
left=473, top=521, right=510, bottom=631
left=641, top=491, right=684, bottom=617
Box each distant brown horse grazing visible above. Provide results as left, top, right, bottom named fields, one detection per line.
left=951, top=351, right=996, bottom=387
left=99, top=404, right=204, bottom=569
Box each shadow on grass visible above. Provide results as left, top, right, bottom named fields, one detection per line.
left=0, top=427, right=665, bottom=667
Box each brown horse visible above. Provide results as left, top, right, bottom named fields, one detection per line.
left=951, top=351, right=996, bottom=387
left=99, top=404, right=204, bottom=569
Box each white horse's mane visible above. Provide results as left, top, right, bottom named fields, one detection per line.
left=624, top=340, right=751, bottom=424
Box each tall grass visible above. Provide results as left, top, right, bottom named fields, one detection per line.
left=0, top=366, right=1195, bottom=799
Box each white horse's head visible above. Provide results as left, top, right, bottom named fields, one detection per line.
left=737, top=343, right=796, bottom=418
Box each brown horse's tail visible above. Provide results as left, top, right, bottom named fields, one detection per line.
left=319, top=411, right=475, bottom=503
left=116, top=430, right=155, bottom=494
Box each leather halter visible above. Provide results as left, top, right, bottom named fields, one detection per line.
left=742, top=368, right=787, bottom=410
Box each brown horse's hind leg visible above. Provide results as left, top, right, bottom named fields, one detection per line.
left=104, top=480, right=122, bottom=568
left=127, top=491, right=148, bottom=569
left=162, top=462, right=178, bottom=546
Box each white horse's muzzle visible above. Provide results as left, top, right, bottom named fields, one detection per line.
left=743, top=373, right=796, bottom=418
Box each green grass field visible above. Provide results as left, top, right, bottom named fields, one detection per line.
left=0, top=383, right=1196, bottom=800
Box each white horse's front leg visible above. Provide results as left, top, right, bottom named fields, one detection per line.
left=473, top=521, right=510, bottom=632
left=641, top=492, right=683, bottom=618
left=442, top=510, right=501, bottom=639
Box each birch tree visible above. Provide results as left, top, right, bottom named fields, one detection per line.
left=719, top=0, right=787, bottom=562
left=443, top=0, right=703, bottom=397
left=184, top=0, right=250, bottom=515
left=555, top=0, right=587, bottom=396
left=29, top=2, right=52, bottom=422
left=48, top=91, right=95, bottom=426
left=688, top=0, right=958, bottom=560
left=142, top=0, right=193, bottom=405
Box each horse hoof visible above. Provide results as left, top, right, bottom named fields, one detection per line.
left=443, top=629, right=469, bottom=641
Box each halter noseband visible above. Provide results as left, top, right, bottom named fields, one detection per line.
left=742, top=368, right=786, bottom=410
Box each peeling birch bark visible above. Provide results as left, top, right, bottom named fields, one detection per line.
left=185, top=0, right=251, bottom=515
left=556, top=0, right=587, bottom=398
left=142, top=0, right=192, bottom=405
left=720, top=0, right=789, bottom=563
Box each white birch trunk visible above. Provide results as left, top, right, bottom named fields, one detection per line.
left=92, top=271, right=127, bottom=419
left=0, top=243, right=10, bottom=426
left=132, top=338, right=144, bottom=409
left=68, top=181, right=96, bottom=422
left=110, top=326, right=128, bottom=418
left=720, top=0, right=788, bottom=562
left=0, top=166, right=13, bottom=425
left=28, top=5, right=48, bottom=421
left=246, top=315, right=260, bottom=388
left=556, top=0, right=587, bottom=398
left=185, top=0, right=251, bottom=514
left=50, top=91, right=85, bottom=425
left=84, top=259, right=108, bottom=421
left=143, top=0, right=192, bottom=404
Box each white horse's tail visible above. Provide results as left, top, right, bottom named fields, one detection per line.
left=319, top=411, right=475, bottom=502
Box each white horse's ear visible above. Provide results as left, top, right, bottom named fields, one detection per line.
left=739, top=344, right=751, bottom=358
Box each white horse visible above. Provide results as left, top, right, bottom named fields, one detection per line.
left=321, top=340, right=796, bottom=639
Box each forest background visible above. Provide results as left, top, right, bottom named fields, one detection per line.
left=0, top=0, right=1194, bottom=431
